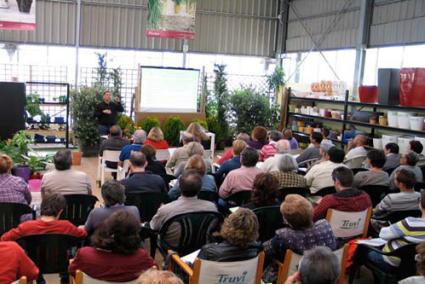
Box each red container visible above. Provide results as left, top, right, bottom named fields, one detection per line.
left=359, top=86, right=378, bottom=103
left=400, top=68, right=425, bottom=107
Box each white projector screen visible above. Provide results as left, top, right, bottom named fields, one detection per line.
left=139, top=67, right=200, bottom=113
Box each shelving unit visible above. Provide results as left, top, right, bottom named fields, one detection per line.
left=285, top=88, right=425, bottom=146
left=25, top=81, right=70, bottom=148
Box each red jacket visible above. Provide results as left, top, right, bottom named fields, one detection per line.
left=144, top=139, right=169, bottom=150
left=313, top=189, right=372, bottom=221
left=69, top=247, right=156, bottom=282
left=0, top=241, right=39, bottom=283
left=217, top=148, right=233, bottom=165
left=0, top=219, right=87, bottom=241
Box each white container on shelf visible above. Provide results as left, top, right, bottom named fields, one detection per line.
left=373, top=138, right=383, bottom=150
left=415, top=137, right=425, bottom=155
left=382, top=135, right=398, bottom=148
left=398, top=136, right=415, bottom=154
left=410, top=116, right=424, bottom=131
left=388, top=111, right=398, bottom=127
left=397, top=112, right=411, bottom=129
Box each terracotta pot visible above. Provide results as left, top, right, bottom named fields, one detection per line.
left=72, top=151, right=82, bottom=166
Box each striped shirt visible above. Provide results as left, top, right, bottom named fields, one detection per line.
left=373, top=191, right=421, bottom=219
left=380, top=217, right=425, bottom=266
left=260, top=143, right=278, bottom=161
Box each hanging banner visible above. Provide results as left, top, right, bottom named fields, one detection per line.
left=0, top=0, right=36, bottom=30
left=145, top=0, right=196, bottom=40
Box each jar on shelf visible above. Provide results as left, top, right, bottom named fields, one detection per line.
left=379, top=116, right=388, bottom=126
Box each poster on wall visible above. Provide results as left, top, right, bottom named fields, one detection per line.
left=145, top=0, right=196, bottom=40
left=0, top=0, right=36, bottom=30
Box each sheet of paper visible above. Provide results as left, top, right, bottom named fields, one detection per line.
left=181, top=249, right=201, bottom=264
left=356, top=238, right=386, bottom=247
left=229, top=206, right=240, bottom=213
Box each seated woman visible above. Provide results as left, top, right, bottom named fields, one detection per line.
left=186, top=122, right=210, bottom=149
left=138, top=269, right=183, bottom=284
left=0, top=154, right=31, bottom=205
left=168, top=156, right=217, bottom=201
left=247, top=126, right=268, bottom=150
left=173, top=142, right=212, bottom=177
left=198, top=208, right=261, bottom=261
left=270, top=154, right=307, bottom=189
left=282, top=129, right=298, bottom=150
left=144, top=127, right=169, bottom=150
left=69, top=210, right=156, bottom=282
left=243, top=172, right=279, bottom=210
left=141, top=145, right=167, bottom=180
left=263, top=194, right=337, bottom=282
left=217, top=133, right=250, bottom=165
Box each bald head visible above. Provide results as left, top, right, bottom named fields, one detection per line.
left=110, top=125, right=122, bottom=137
left=354, top=134, right=367, bottom=146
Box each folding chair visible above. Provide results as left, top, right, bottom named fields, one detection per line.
left=298, top=158, right=319, bottom=175
left=344, top=155, right=367, bottom=169
left=326, top=208, right=372, bottom=240
left=72, top=270, right=138, bottom=284
left=98, top=150, right=121, bottom=185
left=156, top=149, right=170, bottom=162
left=169, top=251, right=265, bottom=284
left=279, top=187, right=310, bottom=201
left=359, top=185, right=388, bottom=207
left=117, top=159, right=130, bottom=181
left=0, top=202, right=35, bottom=235
left=224, top=191, right=252, bottom=207
left=60, top=194, right=98, bottom=226
left=313, top=186, right=336, bottom=197
left=276, top=245, right=348, bottom=284
left=252, top=205, right=284, bottom=242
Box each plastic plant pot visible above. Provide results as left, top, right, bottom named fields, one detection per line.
left=12, top=165, right=31, bottom=182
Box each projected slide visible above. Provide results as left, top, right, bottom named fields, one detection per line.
left=140, top=67, right=200, bottom=113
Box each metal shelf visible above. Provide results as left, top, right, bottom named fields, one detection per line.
left=289, top=96, right=346, bottom=105
left=288, top=113, right=345, bottom=123
left=346, top=120, right=425, bottom=136
left=347, top=101, right=425, bottom=112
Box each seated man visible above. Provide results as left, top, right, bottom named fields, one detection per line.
left=383, top=143, right=401, bottom=172
left=165, top=132, right=196, bottom=172
left=149, top=170, right=218, bottom=246
left=345, top=134, right=368, bottom=160
left=296, top=132, right=323, bottom=165
left=41, top=149, right=92, bottom=198
left=119, top=129, right=146, bottom=164
left=305, top=147, right=346, bottom=194
left=214, top=139, right=246, bottom=186
left=259, top=130, right=283, bottom=161
left=84, top=180, right=140, bottom=235
left=219, top=147, right=264, bottom=199
left=99, top=125, right=130, bottom=173
left=120, top=152, right=168, bottom=200
left=353, top=149, right=390, bottom=188
left=390, top=152, right=424, bottom=190
left=313, top=167, right=372, bottom=221
left=0, top=241, right=39, bottom=283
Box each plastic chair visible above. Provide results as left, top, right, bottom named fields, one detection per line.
left=0, top=202, right=35, bottom=235
left=224, top=191, right=252, bottom=207
left=359, top=185, right=388, bottom=207
left=349, top=243, right=417, bottom=284
left=376, top=210, right=422, bottom=224
left=197, top=191, right=219, bottom=203
left=279, top=187, right=310, bottom=201
left=352, top=168, right=368, bottom=175
left=73, top=270, right=138, bottom=284
left=326, top=208, right=372, bottom=240
left=297, top=158, right=319, bottom=175
left=125, top=192, right=165, bottom=222
left=313, top=186, right=336, bottom=197
left=156, top=149, right=170, bottom=162
left=117, top=159, right=130, bottom=181
left=98, top=150, right=121, bottom=185
left=169, top=251, right=265, bottom=284
left=414, top=182, right=425, bottom=192
left=17, top=234, right=83, bottom=275
left=60, top=194, right=98, bottom=226
left=276, top=245, right=348, bottom=284
left=153, top=211, right=223, bottom=257
left=179, top=131, right=215, bottom=161
left=252, top=205, right=284, bottom=242
left=344, top=155, right=367, bottom=169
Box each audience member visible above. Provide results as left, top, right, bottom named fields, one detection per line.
left=198, top=208, right=261, bottom=261
left=69, top=211, right=156, bottom=282
left=216, top=133, right=250, bottom=165
left=282, top=129, right=298, bottom=150
left=120, top=152, right=168, bottom=200
left=219, top=147, right=264, bottom=198
left=214, top=139, right=246, bottom=185
left=353, top=149, right=390, bottom=188
left=144, top=127, right=169, bottom=150
left=260, top=141, right=290, bottom=172
left=141, top=145, right=167, bottom=180
left=1, top=193, right=87, bottom=241
left=41, top=149, right=92, bottom=198
left=260, top=130, right=283, bottom=161
left=296, top=132, right=323, bottom=164
left=373, top=169, right=420, bottom=219
left=361, top=190, right=425, bottom=270
left=410, top=140, right=424, bottom=158
left=399, top=242, right=425, bottom=284
left=119, top=129, right=146, bottom=163
left=390, top=152, right=423, bottom=190
left=313, top=167, right=372, bottom=221
left=84, top=180, right=140, bottom=235
left=243, top=173, right=279, bottom=210
left=346, top=134, right=368, bottom=160
left=321, top=127, right=333, bottom=145
left=270, top=154, right=306, bottom=189
left=165, top=133, right=197, bottom=171
left=173, top=141, right=212, bottom=177
left=0, top=154, right=31, bottom=205
left=168, top=156, right=217, bottom=201
left=305, top=147, right=346, bottom=194
left=186, top=122, right=210, bottom=148
left=284, top=246, right=340, bottom=284
left=263, top=195, right=337, bottom=282
left=99, top=125, right=130, bottom=172
left=248, top=126, right=268, bottom=150
left=138, top=269, right=183, bottom=284
left=383, top=142, right=401, bottom=172
left=0, top=241, right=39, bottom=283
left=150, top=170, right=218, bottom=246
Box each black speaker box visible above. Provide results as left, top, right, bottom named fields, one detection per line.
left=0, top=82, right=26, bottom=140
left=378, top=68, right=400, bottom=106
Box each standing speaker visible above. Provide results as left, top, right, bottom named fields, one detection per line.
left=378, top=68, right=400, bottom=106
left=0, top=82, right=26, bottom=140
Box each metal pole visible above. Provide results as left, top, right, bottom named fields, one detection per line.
left=74, top=0, right=81, bottom=88
left=182, top=39, right=189, bottom=68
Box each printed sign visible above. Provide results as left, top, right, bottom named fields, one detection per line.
left=145, top=0, right=196, bottom=40
left=0, top=0, right=36, bottom=30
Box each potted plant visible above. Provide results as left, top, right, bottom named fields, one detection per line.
left=138, top=116, right=160, bottom=133
left=71, top=87, right=103, bottom=157
left=163, top=116, right=185, bottom=146
left=0, top=131, right=32, bottom=181
left=117, top=114, right=136, bottom=139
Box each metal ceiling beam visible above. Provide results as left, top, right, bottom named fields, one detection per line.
left=275, top=0, right=290, bottom=56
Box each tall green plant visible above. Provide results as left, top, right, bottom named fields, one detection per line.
left=212, top=64, right=230, bottom=142
left=110, top=67, right=122, bottom=100
left=163, top=116, right=185, bottom=146
left=148, top=0, right=162, bottom=29
left=95, top=53, right=108, bottom=89
left=267, top=65, right=285, bottom=92
left=139, top=117, right=160, bottom=134
left=117, top=114, right=136, bottom=138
